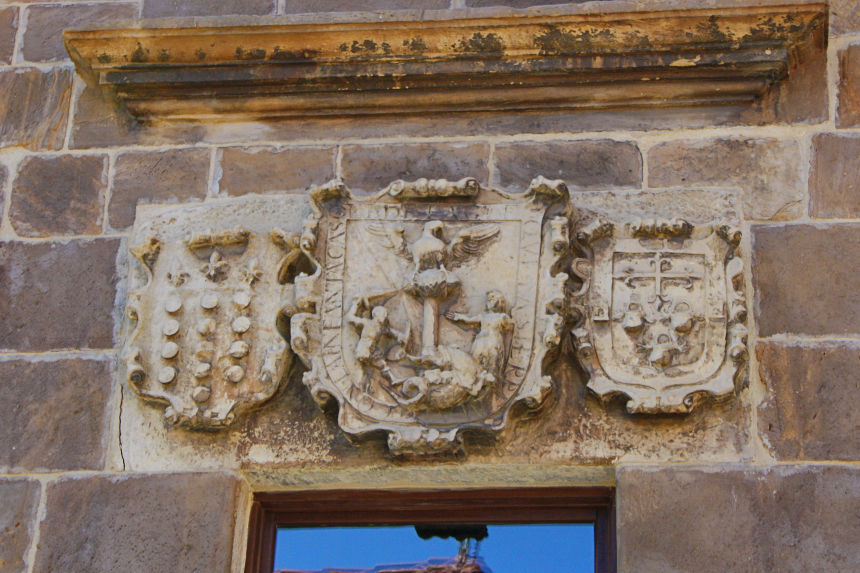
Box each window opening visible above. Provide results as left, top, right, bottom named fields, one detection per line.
left=246, top=487, right=615, bottom=573
left=274, top=523, right=595, bottom=572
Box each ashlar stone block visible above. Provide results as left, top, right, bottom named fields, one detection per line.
left=0, top=239, right=120, bottom=351
left=341, top=142, right=490, bottom=195
left=493, top=140, right=642, bottom=192
left=70, top=84, right=208, bottom=150
left=810, top=133, right=860, bottom=218
left=0, top=479, right=40, bottom=573
left=282, top=0, right=448, bottom=12
left=757, top=341, right=860, bottom=461
left=618, top=465, right=860, bottom=573
left=142, top=0, right=275, bottom=17
left=0, top=7, right=16, bottom=65
left=216, top=146, right=335, bottom=196
left=832, top=0, right=860, bottom=36
left=0, top=359, right=113, bottom=472
left=0, top=163, right=6, bottom=223
left=648, top=137, right=804, bottom=221
left=838, top=44, right=860, bottom=128
left=110, top=148, right=209, bottom=231
left=467, top=0, right=580, bottom=7
left=22, top=3, right=138, bottom=63
left=10, top=154, right=107, bottom=237
left=0, top=68, right=71, bottom=151
left=752, top=224, right=860, bottom=336
left=34, top=473, right=243, bottom=573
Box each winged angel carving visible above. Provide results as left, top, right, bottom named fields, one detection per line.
left=367, top=220, right=500, bottom=353
left=360, top=220, right=502, bottom=409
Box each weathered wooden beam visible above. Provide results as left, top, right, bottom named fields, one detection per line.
left=64, top=4, right=826, bottom=122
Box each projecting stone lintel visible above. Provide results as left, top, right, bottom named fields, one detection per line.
left=64, top=4, right=826, bottom=122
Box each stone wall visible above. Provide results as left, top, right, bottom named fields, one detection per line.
left=0, top=0, right=857, bottom=571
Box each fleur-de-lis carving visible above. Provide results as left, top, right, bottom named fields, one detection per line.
left=239, top=257, right=263, bottom=285
left=166, top=257, right=190, bottom=287
left=200, top=250, right=229, bottom=282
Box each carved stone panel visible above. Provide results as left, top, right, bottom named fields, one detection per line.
left=570, top=192, right=748, bottom=413
left=290, top=177, right=576, bottom=455
left=124, top=197, right=311, bottom=429
left=120, top=184, right=748, bottom=451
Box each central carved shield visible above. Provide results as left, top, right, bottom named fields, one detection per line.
left=290, top=177, right=574, bottom=455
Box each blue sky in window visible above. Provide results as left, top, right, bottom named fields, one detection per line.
left=275, top=523, right=594, bottom=573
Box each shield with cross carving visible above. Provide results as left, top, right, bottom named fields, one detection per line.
left=571, top=217, right=748, bottom=414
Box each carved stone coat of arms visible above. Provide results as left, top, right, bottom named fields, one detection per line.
left=571, top=205, right=748, bottom=414
left=289, top=177, right=575, bottom=454
left=123, top=197, right=309, bottom=429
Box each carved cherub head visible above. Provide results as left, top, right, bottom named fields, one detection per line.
left=371, top=305, right=389, bottom=323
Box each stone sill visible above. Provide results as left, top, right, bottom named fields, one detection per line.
left=64, top=4, right=826, bottom=122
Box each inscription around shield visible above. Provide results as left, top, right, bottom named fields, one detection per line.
left=289, top=176, right=576, bottom=455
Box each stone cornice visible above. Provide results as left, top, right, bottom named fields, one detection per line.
left=64, top=4, right=826, bottom=122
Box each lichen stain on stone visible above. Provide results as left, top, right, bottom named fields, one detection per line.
left=340, top=73, right=399, bottom=92
left=403, top=36, right=428, bottom=53
left=534, top=27, right=616, bottom=56
left=687, top=16, right=734, bottom=44
left=235, top=47, right=267, bottom=61
left=349, top=39, right=379, bottom=54
left=131, top=43, right=149, bottom=63
left=270, top=46, right=319, bottom=61
left=622, top=30, right=653, bottom=50
left=335, top=39, right=398, bottom=60
left=741, top=15, right=806, bottom=43
left=455, top=32, right=505, bottom=55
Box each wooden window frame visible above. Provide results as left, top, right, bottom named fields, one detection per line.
left=245, top=486, right=616, bottom=573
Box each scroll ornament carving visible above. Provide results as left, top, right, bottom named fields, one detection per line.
left=570, top=217, right=748, bottom=413
left=289, top=176, right=576, bottom=455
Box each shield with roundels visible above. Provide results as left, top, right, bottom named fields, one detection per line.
left=571, top=217, right=748, bottom=413
left=289, top=176, right=575, bottom=455
left=123, top=198, right=308, bottom=429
